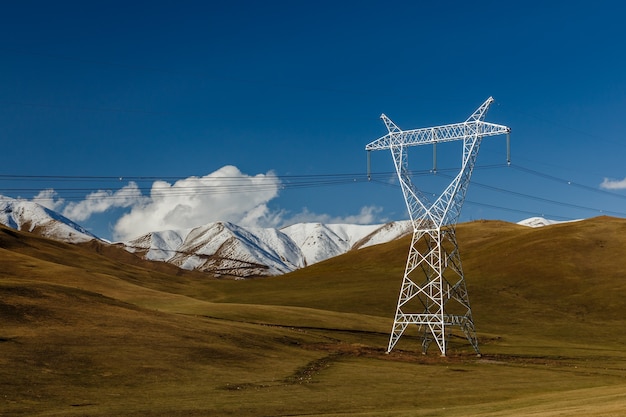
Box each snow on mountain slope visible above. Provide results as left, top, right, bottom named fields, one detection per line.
left=124, top=220, right=413, bottom=277
left=126, top=228, right=189, bottom=261
left=247, top=225, right=304, bottom=268
left=126, top=222, right=302, bottom=277
left=280, top=222, right=412, bottom=266
left=517, top=217, right=581, bottom=227
left=0, top=196, right=98, bottom=243
left=351, top=221, right=413, bottom=249
left=280, top=223, right=355, bottom=266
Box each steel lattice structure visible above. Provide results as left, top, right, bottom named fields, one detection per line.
left=365, top=97, right=510, bottom=356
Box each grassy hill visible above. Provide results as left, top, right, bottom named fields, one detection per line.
left=1, top=217, right=626, bottom=416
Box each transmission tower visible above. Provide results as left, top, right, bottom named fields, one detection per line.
left=365, top=97, right=510, bottom=356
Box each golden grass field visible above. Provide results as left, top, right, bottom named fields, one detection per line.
left=1, top=217, right=626, bottom=416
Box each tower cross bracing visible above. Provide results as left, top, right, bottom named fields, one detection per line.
left=365, top=97, right=510, bottom=356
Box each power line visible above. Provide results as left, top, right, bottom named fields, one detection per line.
left=368, top=177, right=597, bottom=220
left=0, top=171, right=388, bottom=201
left=510, top=164, right=626, bottom=201
left=2, top=164, right=625, bottom=219
left=446, top=174, right=626, bottom=217
left=463, top=199, right=575, bottom=221
left=370, top=164, right=626, bottom=219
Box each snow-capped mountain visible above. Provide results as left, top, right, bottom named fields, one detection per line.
left=0, top=195, right=412, bottom=277
left=517, top=216, right=581, bottom=227
left=0, top=196, right=97, bottom=243
left=125, top=220, right=413, bottom=277
left=2, top=194, right=579, bottom=278
left=125, top=222, right=303, bottom=277
left=281, top=222, right=412, bottom=266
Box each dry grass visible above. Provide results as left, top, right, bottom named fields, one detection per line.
left=1, top=217, right=626, bottom=416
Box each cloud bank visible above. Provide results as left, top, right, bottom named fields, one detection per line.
left=113, top=165, right=282, bottom=240
left=63, top=182, right=146, bottom=222
left=33, top=189, right=65, bottom=211
left=281, top=206, right=385, bottom=226
left=30, top=165, right=386, bottom=242
left=600, top=177, right=626, bottom=190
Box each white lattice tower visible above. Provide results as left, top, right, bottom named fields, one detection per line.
left=366, top=97, right=510, bottom=356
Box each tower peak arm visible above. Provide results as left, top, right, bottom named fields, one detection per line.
left=465, top=96, right=495, bottom=123
left=381, top=113, right=402, bottom=135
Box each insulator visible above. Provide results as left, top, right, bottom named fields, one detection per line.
left=506, top=132, right=511, bottom=165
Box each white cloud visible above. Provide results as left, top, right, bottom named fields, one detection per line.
left=113, top=165, right=281, bottom=241
left=34, top=165, right=389, bottom=242
left=280, top=205, right=386, bottom=226
left=600, top=177, right=626, bottom=190
left=63, top=182, right=145, bottom=222
left=238, top=204, right=286, bottom=229
left=32, top=189, right=65, bottom=211
left=338, top=206, right=386, bottom=224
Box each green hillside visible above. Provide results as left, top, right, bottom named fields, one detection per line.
left=1, top=218, right=626, bottom=416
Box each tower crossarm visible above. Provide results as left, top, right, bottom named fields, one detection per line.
left=365, top=120, right=510, bottom=151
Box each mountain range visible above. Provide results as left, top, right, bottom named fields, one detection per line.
left=124, top=220, right=412, bottom=277
left=0, top=195, right=569, bottom=278
left=0, top=196, right=413, bottom=277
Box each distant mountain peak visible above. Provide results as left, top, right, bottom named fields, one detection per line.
left=517, top=217, right=581, bottom=228
left=0, top=196, right=98, bottom=243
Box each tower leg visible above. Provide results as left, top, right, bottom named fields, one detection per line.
left=386, top=226, right=480, bottom=356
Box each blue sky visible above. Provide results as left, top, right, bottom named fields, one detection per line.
left=2, top=1, right=626, bottom=241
